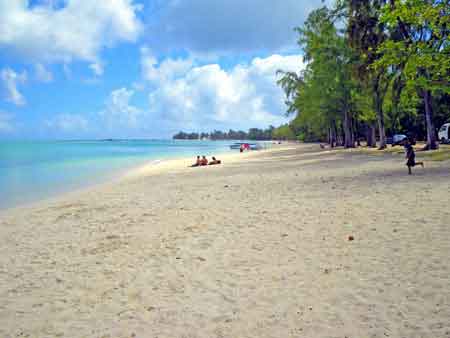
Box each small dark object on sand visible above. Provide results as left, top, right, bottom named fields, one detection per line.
left=348, top=235, right=354, bottom=241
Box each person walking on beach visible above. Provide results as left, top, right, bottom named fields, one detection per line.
left=404, top=138, right=424, bottom=175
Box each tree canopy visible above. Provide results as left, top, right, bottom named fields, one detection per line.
left=173, top=127, right=278, bottom=141
left=277, top=0, right=450, bottom=149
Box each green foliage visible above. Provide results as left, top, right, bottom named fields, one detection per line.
left=272, top=124, right=296, bottom=140
left=352, top=85, right=376, bottom=123
left=372, top=0, right=449, bottom=148
left=278, top=5, right=355, bottom=144
left=276, top=0, right=449, bottom=148
left=375, top=0, right=450, bottom=94
left=173, top=127, right=275, bottom=141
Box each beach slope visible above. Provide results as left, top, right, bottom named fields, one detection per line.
left=0, top=144, right=449, bottom=338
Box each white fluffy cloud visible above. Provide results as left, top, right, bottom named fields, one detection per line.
left=141, top=47, right=194, bottom=83
left=143, top=53, right=304, bottom=131
left=36, top=53, right=304, bottom=138
left=0, top=111, right=15, bottom=133
left=0, top=0, right=143, bottom=64
left=1, top=68, right=27, bottom=106
left=45, top=113, right=89, bottom=132
left=100, top=88, right=143, bottom=129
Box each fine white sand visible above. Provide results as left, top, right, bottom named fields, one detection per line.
left=0, top=144, right=449, bottom=338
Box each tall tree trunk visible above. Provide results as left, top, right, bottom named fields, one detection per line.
left=350, top=115, right=355, bottom=147
left=337, top=122, right=344, bottom=146
left=366, top=125, right=372, bottom=147
left=366, top=124, right=377, bottom=147
left=329, top=122, right=336, bottom=148
left=343, top=111, right=354, bottom=148
left=373, top=73, right=387, bottom=150
left=423, top=89, right=437, bottom=150
left=331, top=127, right=335, bottom=148
left=371, top=125, right=377, bottom=148
left=375, top=91, right=386, bottom=149
left=333, top=120, right=338, bottom=147
left=353, top=116, right=360, bottom=147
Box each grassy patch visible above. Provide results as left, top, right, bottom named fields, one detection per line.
left=346, top=143, right=450, bottom=161
left=417, top=145, right=450, bottom=161
left=350, top=145, right=405, bottom=156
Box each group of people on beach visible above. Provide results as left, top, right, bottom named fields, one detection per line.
left=191, top=138, right=422, bottom=173
left=190, top=155, right=221, bottom=167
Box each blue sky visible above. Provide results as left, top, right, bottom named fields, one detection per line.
left=0, top=0, right=327, bottom=139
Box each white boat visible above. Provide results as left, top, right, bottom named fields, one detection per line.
left=249, top=143, right=263, bottom=150
left=230, top=142, right=245, bottom=149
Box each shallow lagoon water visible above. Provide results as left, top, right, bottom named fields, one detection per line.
left=0, top=139, right=242, bottom=209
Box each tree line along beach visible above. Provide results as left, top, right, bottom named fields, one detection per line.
left=0, top=0, right=449, bottom=337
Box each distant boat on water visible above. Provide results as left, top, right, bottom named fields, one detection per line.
left=229, top=142, right=263, bottom=150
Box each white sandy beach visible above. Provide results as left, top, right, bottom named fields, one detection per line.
left=0, top=144, right=449, bottom=338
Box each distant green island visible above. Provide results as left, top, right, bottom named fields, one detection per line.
left=173, top=126, right=295, bottom=141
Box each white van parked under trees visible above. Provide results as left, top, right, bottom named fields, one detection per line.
left=438, top=123, right=450, bottom=144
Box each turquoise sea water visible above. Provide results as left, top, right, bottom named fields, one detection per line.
left=0, top=139, right=244, bottom=210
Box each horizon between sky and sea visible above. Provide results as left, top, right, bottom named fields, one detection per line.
left=0, top=1, right=322, bottom=210
left=0, top=139, right=267, bottom=210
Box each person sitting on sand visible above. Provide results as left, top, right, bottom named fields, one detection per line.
left=200, top=156, right=208, bottom=166
left=209, top=156, right=221, bottom=165
left=403, top=138, right=424, bottom=175
left=190, top=156, right=201, bottom=167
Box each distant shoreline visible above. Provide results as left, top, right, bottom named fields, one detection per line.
left=0, top=142, right=287, bottom=214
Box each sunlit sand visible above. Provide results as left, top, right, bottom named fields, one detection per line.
left=0, top=144, right=449, bottom=338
